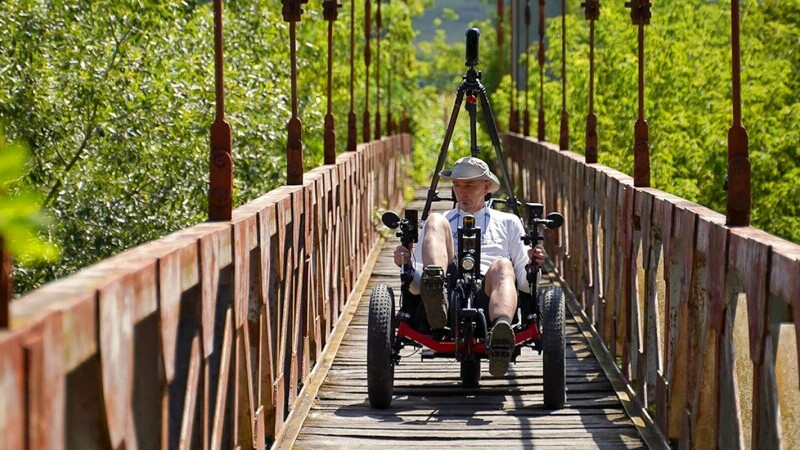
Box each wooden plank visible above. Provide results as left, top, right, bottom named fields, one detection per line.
left=199, top=223, right=232, bottom=358
left=178, top=335, right=201, bottom=450
left=0, top=333, right=25, bottom=450
left=20, top=313, right=65, bottom=450
left=283, top=177, right=653, bottom=449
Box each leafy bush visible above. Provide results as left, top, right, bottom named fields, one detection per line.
left=0, top=131, right=58, bottom=264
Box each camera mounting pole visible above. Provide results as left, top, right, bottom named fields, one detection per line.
left=422, top=28, right=521, bottom=221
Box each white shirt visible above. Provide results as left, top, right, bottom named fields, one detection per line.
left=409, top=205, right=532, bottom=294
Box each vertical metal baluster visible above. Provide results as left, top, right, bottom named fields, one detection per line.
left=559, top=0, right=569, bottom=150
left=497, top=0, right=506, bottom=55
left=537, top=0, right=546, bottom=140
left=625, top=0, right=650, bottom=187
left=363, top=0, right=372, bottom=142
left=324, top=0, right=343, bottom=164
left=582, top=0, right=599, bottom=163
left=209, top=0, right=234, bottom=218
left=509, top=0, right=516, bottom=132
left=347, top=0, right=357, bottom=151
left=374, top=0, right=382, bottom=139
left=524, top=0, right=531, bottom=136
left=282, top=0, right=309, bottom=185
left=726, top=0, right=750, bottom=226
left=387, top=53, right=394, bottom=135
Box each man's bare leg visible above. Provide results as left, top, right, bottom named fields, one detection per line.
left=419, top=213, right=454, bottom=329
left=483, top=259, right=518, bottom=322
left=484, top=258, right=518, bottom=376
left=421, top=213, right=454, bottom=268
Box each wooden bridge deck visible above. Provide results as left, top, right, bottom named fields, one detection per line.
left=282, top=190, right=647, bottom=449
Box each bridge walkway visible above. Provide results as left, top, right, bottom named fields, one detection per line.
left=281, top=187, right=649, bottom=449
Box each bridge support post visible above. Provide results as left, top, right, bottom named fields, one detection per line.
left=323, top=0, right=343, bottom=165
left=726, top=0, right=750, bottom=226
left=581, top=0, right=599, bottom=163
left=283, top=0, right=309, bottom=185
left=208, top=0, right=234, bottom=221
left=625, top=0, right=651, bottom=188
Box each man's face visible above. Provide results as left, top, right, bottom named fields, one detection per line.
left=453, top=179, right=491, bottom=211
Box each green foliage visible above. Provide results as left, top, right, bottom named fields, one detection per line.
left=494, top=0, right=799, bottom=243
left=0, top=0, right=426, bottom=293
left=0, top=132, right=58, bottom=264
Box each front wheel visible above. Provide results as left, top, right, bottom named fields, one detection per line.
left=541, top=286, right=566, bottom=409
left=367, top=284, right=395, bottom=408
left=460, top=358, right=481, bottom=387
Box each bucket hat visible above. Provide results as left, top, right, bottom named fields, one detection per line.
left=439, top=157, right=501, bottom=193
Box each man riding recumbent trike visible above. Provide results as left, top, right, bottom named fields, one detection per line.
left=367, top=156, right=566, bottom=410
left=366, top=28, right=566, bottom=410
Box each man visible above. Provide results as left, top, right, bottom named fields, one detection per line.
left=393, top=156, right=547, bottom=377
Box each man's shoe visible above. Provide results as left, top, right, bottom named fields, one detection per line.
left=420, top=266, right=448, bottom=329
left=488, top=317, right=515, bottom=377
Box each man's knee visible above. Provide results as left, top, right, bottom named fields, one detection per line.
left=424, top=213, right=450, bottom=234
left=487, top=258, right=514, bottom=278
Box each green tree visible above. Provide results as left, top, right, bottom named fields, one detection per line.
left=493, top=0, right=799, bottom=243
left=0, top=0, right=428, bottom=293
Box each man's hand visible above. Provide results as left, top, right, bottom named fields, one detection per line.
left=393, top=244, right=412, bottom=267
left=528, top=243, right=547, bottom=266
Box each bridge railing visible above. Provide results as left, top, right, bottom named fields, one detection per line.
left=0, top=135, right=410, bottom=449
left=506, top=134, right=800, bottom=449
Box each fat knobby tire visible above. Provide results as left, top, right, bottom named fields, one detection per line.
left=367, top=284, right=395, bottom=408
left=541, top=286, right=566, bottom=409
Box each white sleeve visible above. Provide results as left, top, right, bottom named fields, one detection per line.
left=407, top=224, right=425, bottom=295
left=508, top=216, right=532, bottom=293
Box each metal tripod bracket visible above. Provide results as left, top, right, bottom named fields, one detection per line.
left=421, top=29, right=521, bottom=221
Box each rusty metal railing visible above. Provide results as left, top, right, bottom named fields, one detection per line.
left=500, top=1, right=798, bottom=447
left=0, top=135, right=411, bottom=449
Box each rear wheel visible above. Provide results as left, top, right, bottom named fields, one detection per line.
left=367, top=284, right=395, bottom=408
left=460, top=358, right=481, bottom=387
left=541, top=286, right=566, bottom=409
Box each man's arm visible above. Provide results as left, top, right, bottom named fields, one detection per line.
left=508, top=216, right=534, bottom=293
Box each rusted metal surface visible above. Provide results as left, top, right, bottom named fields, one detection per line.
left=582, top=0, right=599, bottom=163
left=0, top=136, right=411, bottom=448
left=374, top=0, right=382, bottom=140
left=727, top=0, right=751, bottom=227
left=497, top=0, right=504, bottom=48
left=537, top=0, right=546, bottom=140
left=347, top=0, right=357, bottom=151
left=523, top=0, right=531, bottom=136
left=323, top=0, right=342, bottom=165
left=208, top=0, right=233, bottom=221
left=625, top=0, right=651, bottom=187
left=283, top=0, right=309, bottom=185
left=363, top=0, right=372, bottom=143
left=509, top=0, right=518, bottom=133
left=1, top=238, right=10, bottom=328
left=387, top=54, right=394, bottom=135
left=504, top=133, right=800, bottom=449
left=559, top=0, right=569, bottom=150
